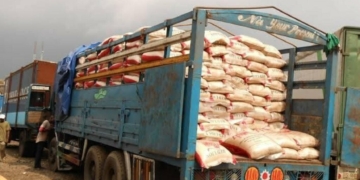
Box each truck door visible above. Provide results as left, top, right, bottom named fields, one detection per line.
left=339, top=29, right=360, bottom=168
left=139, top=63, right=186, bottom=158
left=341, top=87, right=360, bottom=168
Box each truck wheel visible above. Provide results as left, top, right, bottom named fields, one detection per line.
left=102, top=151, right=126, bottom=180
left=19, top=131, right=36, bottom=157
left=84, top=146, right=107, bottom=180
left=48, top=137, right=58, bottom=172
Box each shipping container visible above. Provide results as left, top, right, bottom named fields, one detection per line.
left=2, top=60, right=57, bottom=157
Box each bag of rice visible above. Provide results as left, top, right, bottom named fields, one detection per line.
left=298, top=148, right=320, bottom=159
left=203, top=57, right=223, bottom=70
left=265, top=102, right=286, bottom=113
left=263, top=132, right=300, bottom=150
left=227, top=40, right=250, bottom=54
left=226, top=89, right=253, bottom=103
left=245, top=107, right=271, bottom=121
left=222, top=53, right=248, bottom=67
left=240, top=50, right=267, bottom=64
left=206, top=45, right=229, bottom=57
left=195, top=140, right=236, bottom=169
left=262, top=44, right=282, bottom=59
left=267, top=112, right=285, bottom=123
left=245, top=72, right=268, bottom=84
left=265, top=80, right=286, bottom=92
left=199, top=118, right=230, bottom=131
left=202, top=67, right=228, bottom=81
left=281, top=130, right=319, bottom=148
left=202, top=130, right=225, bottom=141
left=230, top=35, right=265, bottom=50
left=267, top=68, right=286, bottom=81
left=264, top=56, right=287, bottom=68
left=210, top=93, right=231, bottom=107
left=248, top=84, right=272, bottom=97
left=223, top=64, right=252, bottom=78
left=228, top=102, right=254, bottom=113
left=223, top=76, right=248, bottom=90
left=251, top=96, right=271, bottom=107
left=267, top=90, right=287, bottom=101
left=207, top=81, right=234, bottom=94
left=247, top=61, right=268, bottom=73
left=220, top=132, right=282, bottom=159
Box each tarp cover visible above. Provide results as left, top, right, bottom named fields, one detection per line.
left=55, top=42, right=100, bottom=119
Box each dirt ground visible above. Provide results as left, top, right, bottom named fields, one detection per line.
left=0, top=142, right=83, bottom=180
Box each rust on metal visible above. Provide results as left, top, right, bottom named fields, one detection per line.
left=348, top=106, right=360, bottom=123
left=349, top=127, right=360, bottom=153
left=59, top=152, right=80, bottom=166
left=74, top=55, right=189, bottom=82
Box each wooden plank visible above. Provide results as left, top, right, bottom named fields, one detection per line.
left=74, top=55, right=189, bottom=82
left=27, top=111, right=43, bottom=124
left=76, top=31, right=192, bottom=70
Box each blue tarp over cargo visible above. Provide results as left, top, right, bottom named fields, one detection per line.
left=55, top=42, right=100, bottom=118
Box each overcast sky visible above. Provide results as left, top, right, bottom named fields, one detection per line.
left=1, top=0, right=359, bottom=78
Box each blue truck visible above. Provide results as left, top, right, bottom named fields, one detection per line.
left=49, top=7, right=360, bottom=180
left=2, top=60, right=57, bottom=157
left=0, top=95, right=3, bottom=113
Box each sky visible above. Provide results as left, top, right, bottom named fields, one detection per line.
left=1, top=0, right=360, bottom=78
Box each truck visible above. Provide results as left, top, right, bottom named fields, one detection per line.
left=0, top=95, right=3, bottom=112
left=2, top=60, right=57, bottom=157
left=47, top=7, right=359, bottom=180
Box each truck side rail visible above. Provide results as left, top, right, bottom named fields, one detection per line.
left=281, top=44, right=337, bottom=166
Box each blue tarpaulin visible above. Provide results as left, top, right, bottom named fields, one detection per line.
left=55, top=42, right=100, bottom=118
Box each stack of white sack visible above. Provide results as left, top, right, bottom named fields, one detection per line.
left=75, top=27, right=185, bottom=89
left=192, top=33, right=320, bottom=168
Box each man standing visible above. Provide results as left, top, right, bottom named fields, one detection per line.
left=34, top=115, right=53, bottom=169
left=0, top=114, right=11, bottom=161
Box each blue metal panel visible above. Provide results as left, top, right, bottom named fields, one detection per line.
left=340, top=87, right=360, bottom=168
left=6, top=111, right=26, bottom=127
left=57, top=83, right=143, bottom=149
left=292, top=100, right=324, bottom=117
left=138, top=60, right=186, bottom=158
left=0, top=95, right=3, bottom=112
left=180, top=9, right=207, bottom=180
left=284, top=49, right=295, bottom=128
left=181, top=10, right=206, bottom=156
left=320, top=50, right=338, bottom=165
left=207, top=10, right=327, bottom=45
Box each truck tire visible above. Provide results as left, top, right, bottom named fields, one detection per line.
left=19, top=131, right=36, bottom=157
left=102, top=151, right=126, bottom=180
left=84, top=146, right=108, bottom=180
left=48, top=137, right=58, bottom=172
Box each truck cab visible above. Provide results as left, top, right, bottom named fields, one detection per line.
left=2, top=60, right=57, bottom=157
left=4, top=83, right=52, bottom=156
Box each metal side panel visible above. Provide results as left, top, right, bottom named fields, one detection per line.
left=340, top=87, right=360, bottom=168
left=57, top=83, right=144, bottom=149
left=139, top=63, right=186, bottom=158
left=343, top=30, right=360, bottom=88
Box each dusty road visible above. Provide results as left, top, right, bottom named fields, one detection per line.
left=0, top=142, right=83, bottom=180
